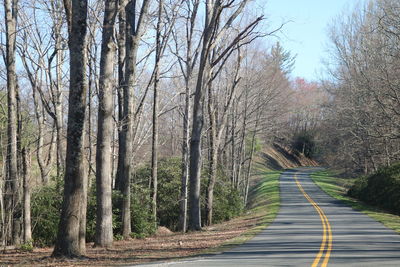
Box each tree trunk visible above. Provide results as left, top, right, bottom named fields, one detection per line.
left=22, top=148, right=32, bottom=243
left=95, top=0, right=118, bottom=247
left=28, top=75, right=52, bottom=184
left=188, top=57, right=208, bottom=231
left=79, top=156, right=88, bottom=254
left=117, top=0, right=151, bottom=239
left=244, top=116, right=259, bottom=206
left=188, top=0, right=220, bottom=231
left=230, top=102, right=237, bottom=188
left=52, top=0, right=88, bottom=257
left=179, top=90, right=190, bottom=231
left=177, top=0, right=199, bottom=233
left=151, top=0, right=163, bottom=229
left=115, top=0, right=127, bottom=191
left=4, top=0, right=21, bottom=246
left=179, top=74, right=191, bottom=232
left=55, top=20, right=65, bottom=179
left=206, top=81, right=217, bottom=226
left=205, top=50, right=239, bottom=226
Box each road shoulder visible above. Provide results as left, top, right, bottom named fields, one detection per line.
left=311, top=170, right=400, bottom=233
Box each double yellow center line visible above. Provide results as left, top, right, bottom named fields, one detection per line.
left=294, top=174, right=332, bottom=267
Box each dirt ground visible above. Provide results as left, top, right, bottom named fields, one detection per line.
left=0, top=212, right=264, bottom=266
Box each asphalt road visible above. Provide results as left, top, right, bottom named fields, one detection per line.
left=136, top=167, right=400, bottom=266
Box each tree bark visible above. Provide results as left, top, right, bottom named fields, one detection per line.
left=244, top=114, right=260, bottom=206
left=95, top=0, right=118, bottom=248
left=177, top=0, right=199, bottom=233
left=205, top=81, right=217, bottom=226
left=4, top=0, right=21, bottom=246
left=54, top=2, right=65, bottom=178
left=179, top=87, right=190, bottom=231
left=52, top=0, right=88, bottom=257
left=151, top=0, right=163, bottom=229
left=188, top=56, right=208, bottom=231
left=22, top=148, right=32, bottom=243
left=188, top=0, right=218, bottom=231
left=115, top=0, right=127, bottom=191
left=117, top=0, right=151, bottom=239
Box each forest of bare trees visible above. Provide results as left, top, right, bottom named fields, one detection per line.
left=0, top=0, right=298, bottom=257
left=1, top=0, right=398, bottom=261
left=318, top=0, right=400, bottom=175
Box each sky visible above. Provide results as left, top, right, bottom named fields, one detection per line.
left=260, top=0, right=363, bottom=81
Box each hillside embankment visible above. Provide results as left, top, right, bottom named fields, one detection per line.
left=261, top=143, right=319, bottom=170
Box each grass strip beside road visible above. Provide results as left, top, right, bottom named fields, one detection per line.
left=204, top=164, right=282, bottom=253
left=311, top=170, right=400, bottom=233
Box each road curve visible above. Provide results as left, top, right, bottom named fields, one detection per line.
left=135, top=167, right=400, bottom=266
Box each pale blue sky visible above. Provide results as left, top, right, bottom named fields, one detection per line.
left=260, top=0, right=363, bottom=81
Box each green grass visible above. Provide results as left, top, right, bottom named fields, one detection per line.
left=311, top=170, right=400, bottom=233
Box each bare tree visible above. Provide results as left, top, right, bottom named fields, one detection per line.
left=3, top=0, right=21, bottom=246
left=22, top=148, right=31, bottom=242
left=320, top=0, right=400, bottom=174
left=95, top=0, right=118, bottom=248
left=117, top=0, right=151, bottom=239
left=205, top=49, right=241, bottom=225
left=52, top=0, right=89, bottom=257
left=171, top=0, right=200, bottom=233
left=150, top=0, right=163, bottom=229
left=188, top=0, right=262, bottom=230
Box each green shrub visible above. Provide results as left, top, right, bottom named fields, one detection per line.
left=348, top=162, right=400, bottom=214
left=132, top=157, right=181, bottom=232
left=212, top=186, right=243, bottom=223
left=130, top=184, right=156, bottom=236
left=200, top=167, right=244, bottom=225
left=31, top=180, right=63, bottom=247
left=19, top=240, right=34, bottom=252
left=30, top=156, right=245, bottom=246
left=85, top=187, right=97, bottom=243
left=133, top=157, right=244, bottom=232
left=156, top=158, right=182, bottom=230
left=114, top=234, right=123, bottom=241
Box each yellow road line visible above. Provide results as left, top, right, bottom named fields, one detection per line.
left=294, top=174, right=332, bottom=267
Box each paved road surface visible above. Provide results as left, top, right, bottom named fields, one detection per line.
left=136, top=168, right=400, bottom=266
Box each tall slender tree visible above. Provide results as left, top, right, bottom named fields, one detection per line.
left=52, top=0, right=89, bottom=257
left=4, top=0, right=21, bottom=246
left=22, top=148, right=31, bottom=243
left=118, top=0, right=151, bottom=239
left=188, top=0, right=261, bottom=230
left=95, top=0, right=118, bottom=248
left=172, top=0, right=200, bottom=233
left=151, top=0, right=163, bottom=228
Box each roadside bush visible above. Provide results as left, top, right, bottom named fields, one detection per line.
left=134, top=157, right=245, bottom=231
left=133, top=157, right=181, bottom=232
left=348, top=162, right=400, bottom=214
left=200, top=167, right=244, bottom=225
left=212, top=185, right=243, bottom=223
left=130, top=184, right=156, bottom=237
left=31, top=179, right=63, bottom=247
left=156, top=158, right=182, bottom=230
left=30, top=156, right=246, bottom=246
